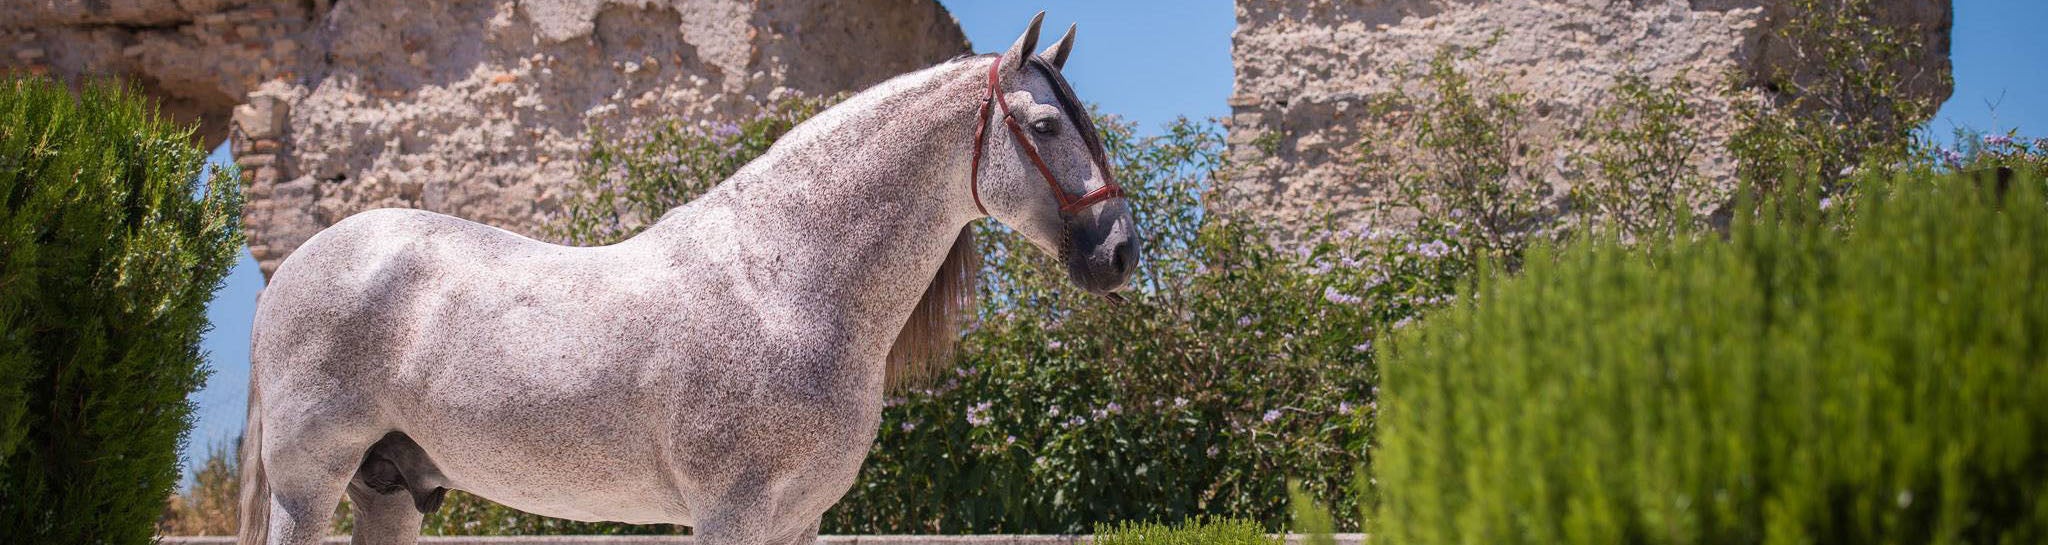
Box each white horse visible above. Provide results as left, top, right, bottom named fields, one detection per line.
left=238, top=14, right=1137, bottom=545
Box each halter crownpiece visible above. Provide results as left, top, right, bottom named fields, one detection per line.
left=969, top=54, right=1126, bottom=217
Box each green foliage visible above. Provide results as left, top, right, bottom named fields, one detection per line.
left=1574, top=74, right=1712, bottom=240
left=1374, top=171, right=2048, bottom=544
left=1286, top=481, right=1336, bottom=545
left=821, top=115, right=1419, bottom=533
left=1939, top=129, right=2048, bottom=179
left=0, top=76, right=244, bottom=543
left=1093, top=517, right=1277, bottom=545
left=1728, top=0, right=1947, bottom=197
left=548, top=96, right=833, bottom=245
left=1373, top=48, right=1552, bottom=265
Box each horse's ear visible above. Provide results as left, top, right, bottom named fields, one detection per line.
left=1000, top=11, right=1045, bottom=86
left=1041, top=23, right=1075, bottom=71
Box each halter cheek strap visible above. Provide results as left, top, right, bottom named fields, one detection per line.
left=969, top=54, right=1125, bottom=217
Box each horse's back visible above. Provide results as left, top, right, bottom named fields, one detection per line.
left=252, top=208, right=547, bottom=408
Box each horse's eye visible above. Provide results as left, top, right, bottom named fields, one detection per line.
left=1031, top=118, right=1060, bottom=136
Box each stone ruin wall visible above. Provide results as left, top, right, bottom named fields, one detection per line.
left=2, top=0, right=969, bottom=276
left=1220, top=0, right=1953, bottom=234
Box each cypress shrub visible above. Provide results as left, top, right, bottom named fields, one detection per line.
left=1374, top=172, right=2048, bottom=544
left=0, top=77, right=244, bottom=542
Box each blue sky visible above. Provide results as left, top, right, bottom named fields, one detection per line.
left=177, top=0, right=2047, bottom=481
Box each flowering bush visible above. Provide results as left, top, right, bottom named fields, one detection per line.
left=1933, top=129, right=2048, bottom=179
left=821, top=116, right=1456, bottom=533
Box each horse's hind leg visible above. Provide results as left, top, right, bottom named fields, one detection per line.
left=259, top=429, right=370, bottom=545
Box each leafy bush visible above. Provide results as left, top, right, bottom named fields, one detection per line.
left=547, top=96, right=831, bottom=245
left=0, top=77, right=244, bottom=543
left=1093, top=517, right=1276, bottom=545
left=1574, top=73, right=1714, bottom=240
left=1373, top=171, right=2048, bottom=544
left=817, top=113, right=1438, bottom=534
left=1936, top=129, right=2048, bottom=179
left=1727, top=0, right=1947, bottom=197
left=1358, top=47, right=1554, bottom=266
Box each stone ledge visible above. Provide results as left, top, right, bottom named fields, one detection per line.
left=160, top=534, right=1367, bottom=545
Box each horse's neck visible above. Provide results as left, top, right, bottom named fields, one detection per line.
left=636, top=62, right=982, bottom=328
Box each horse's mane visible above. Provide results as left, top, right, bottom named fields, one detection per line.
left=884, top=225, right=979, bottom=392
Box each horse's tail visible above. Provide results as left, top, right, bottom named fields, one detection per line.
left=237, top=366, right=269, bottom=545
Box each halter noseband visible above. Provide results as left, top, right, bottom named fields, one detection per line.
left=969, top=54, right=1125, bottom=217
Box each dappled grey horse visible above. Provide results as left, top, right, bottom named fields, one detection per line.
left=239, top=14, right=1137, bottom=545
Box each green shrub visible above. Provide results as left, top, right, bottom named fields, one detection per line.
left=817, top=113, right=1442, bottom=534
left=1728, top=0, right=1947, bottom=198
left=1374, top=171, right=2048, bottom=544
left=548, top=96, right=832, bottom=245
left=1359, top=47, right=1553, bottom=267
left=1574, top=73, right=1713, bottom=240
left=0, top=77, right=244, bottom=542
left=1937, top=129, right=2048, bottom=180
left=1094, top=517, right=1277, bottom=545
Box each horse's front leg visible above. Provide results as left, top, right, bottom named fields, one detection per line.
left=345, top=477, right=423, bottom=545
left=777, top=519, right=821, bottom=545
left=689, top=476, right=786, bottom=545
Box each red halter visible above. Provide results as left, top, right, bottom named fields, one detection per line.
left=969, top=54, right=1125, bottom=217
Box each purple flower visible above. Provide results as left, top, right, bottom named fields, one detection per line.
left=966, top=401, right=993, bottom=427
left=1046, top=339, right=1064, bottom=351
left=1353, top=341, right=1373, bottom=353
left=1262, top=409, right=1282, bottom=423
left=1406, top=240, right=1453, bottom=259
left=900, top=421, right=916, bottom=432
left=712, top=122, right=741, bottom=138
left=1105, top=402, right=1123, bottom=414
left=1172, top=397, right=1189, bottom=409
left=1984, top=134, right=2014, bottom=147
left=1940, top=148, right=1965, bottom=168
left=1324, top=287, right=1363, bottom=305
left=1338, top=401, right=1353, bottom=414
left=1237, top=316, right=1255, bottom=327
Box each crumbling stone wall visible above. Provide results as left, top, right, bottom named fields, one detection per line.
left=4, top=0, right=968, bottom=276
left=1220, top=0, right=1952, bottom=232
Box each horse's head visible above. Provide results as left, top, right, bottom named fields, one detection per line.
left=972, top=13, right=1142, bottom=296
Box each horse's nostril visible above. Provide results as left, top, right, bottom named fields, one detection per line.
left=1111, top=240, right=1134, bottom=277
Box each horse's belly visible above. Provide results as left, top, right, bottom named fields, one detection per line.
left=395, top=373, right=693, bottom=524
left=442, top=458, right=687, bottom=525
